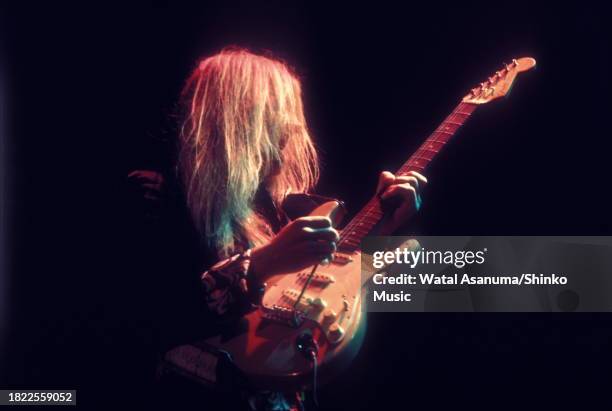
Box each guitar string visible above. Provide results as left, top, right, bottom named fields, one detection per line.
left=337, top=102, right=476, bottom=249
left=293, top=103, right=477, bottom=310
left=337, top=126, right=469, bottom=245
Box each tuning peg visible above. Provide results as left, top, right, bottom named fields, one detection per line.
left=512, top=59, right=519, bottom=67
left=488, top=76, right=497, bottom=84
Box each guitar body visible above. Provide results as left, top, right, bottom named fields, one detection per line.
left=163, top=56, right=536, bottom=392
left=166, top=201, right=367, bottom=391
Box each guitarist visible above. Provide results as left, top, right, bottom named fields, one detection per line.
left=129, top=48, right=426, bottom=410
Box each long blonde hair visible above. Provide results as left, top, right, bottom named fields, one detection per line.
left=178, top=49, right=319, bottom=255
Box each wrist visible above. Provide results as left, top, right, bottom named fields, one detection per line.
left=250, top=244, right=272, bottom=281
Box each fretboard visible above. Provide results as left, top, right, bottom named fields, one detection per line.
left=337, top=102, right=477, bottom=252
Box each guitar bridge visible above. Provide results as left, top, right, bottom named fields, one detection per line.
left=261, top=304, right=306, bottom=327
left=297, top=271, right=335, bottom=285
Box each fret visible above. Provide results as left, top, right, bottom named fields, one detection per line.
left=438, top=124, right=460, bottom=132
left=421, top=143, right=441, bottom=152
left=424, top=139, right=446, bottom=147
left=404, top=160, right=426, bottom=169
left=358, top=210, right=382, bottom=220
left=421, top=143, right=443, bottom=152
left=403, top=165, right=427, bottom=175
left=342, top=236, right=362, bottom=246
left=439, top=123, right=462, bottom=133
left=356, top=217, right=378, bottom=226
left=414, top=149, right=436, bottom=161
left=447, top=110, right=473, bottom=122
left=337, top=102, right=477, bottom=251
left=437, top=126, right=459, bottom=135
left=410, top=155, right=428, bottom=163
left=430, top=131, right=453, bottom=142
left=342, top=236, right=360, bottom=244
left=340, top=232, right=363, bottom=242
left=338, top=238, right=360, bottom=251
left=410, top=157, right=431, bottom=166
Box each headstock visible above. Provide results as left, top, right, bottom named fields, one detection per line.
left=462, top=57, right=536, bottom=104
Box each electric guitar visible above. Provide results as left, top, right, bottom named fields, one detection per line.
left=162, top=57, right=537, bottom=391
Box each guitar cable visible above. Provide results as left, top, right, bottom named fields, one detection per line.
left=296, top=332, right=320, bottom=409
left=294, top=259, right=330, bottom=408
left=310, top=350, right=319, bottom=408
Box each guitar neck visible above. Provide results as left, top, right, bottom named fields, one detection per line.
left=337, top=101, right=478, bottom=252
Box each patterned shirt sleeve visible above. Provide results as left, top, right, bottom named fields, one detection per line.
left=200, top=249, right=263, bottom=316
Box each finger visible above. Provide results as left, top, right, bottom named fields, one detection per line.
left=376, top=171, right=396, bottom=195
left=381, top=184, right=417, bottom=202
left=302, top=226, right=339, bottom=242
left=393, top=176, right=419, bottom=190
left=320, top=257, right=332, bottom=266
left=314, top=240, right=337, bottom=254
left=296, top=241, right=337, bottom=259
left=293, top=216, right=332, bottom=229
left=406, top=171, right=428, bottom=185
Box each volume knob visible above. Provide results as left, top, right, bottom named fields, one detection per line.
left=327, top=323, right=345, bottom=344
left=322, top=309, right=337, bottom=324
left=307, top=297, right=328, bottom=309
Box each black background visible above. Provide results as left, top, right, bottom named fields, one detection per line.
left=2, top=1, right=611, bottom=410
